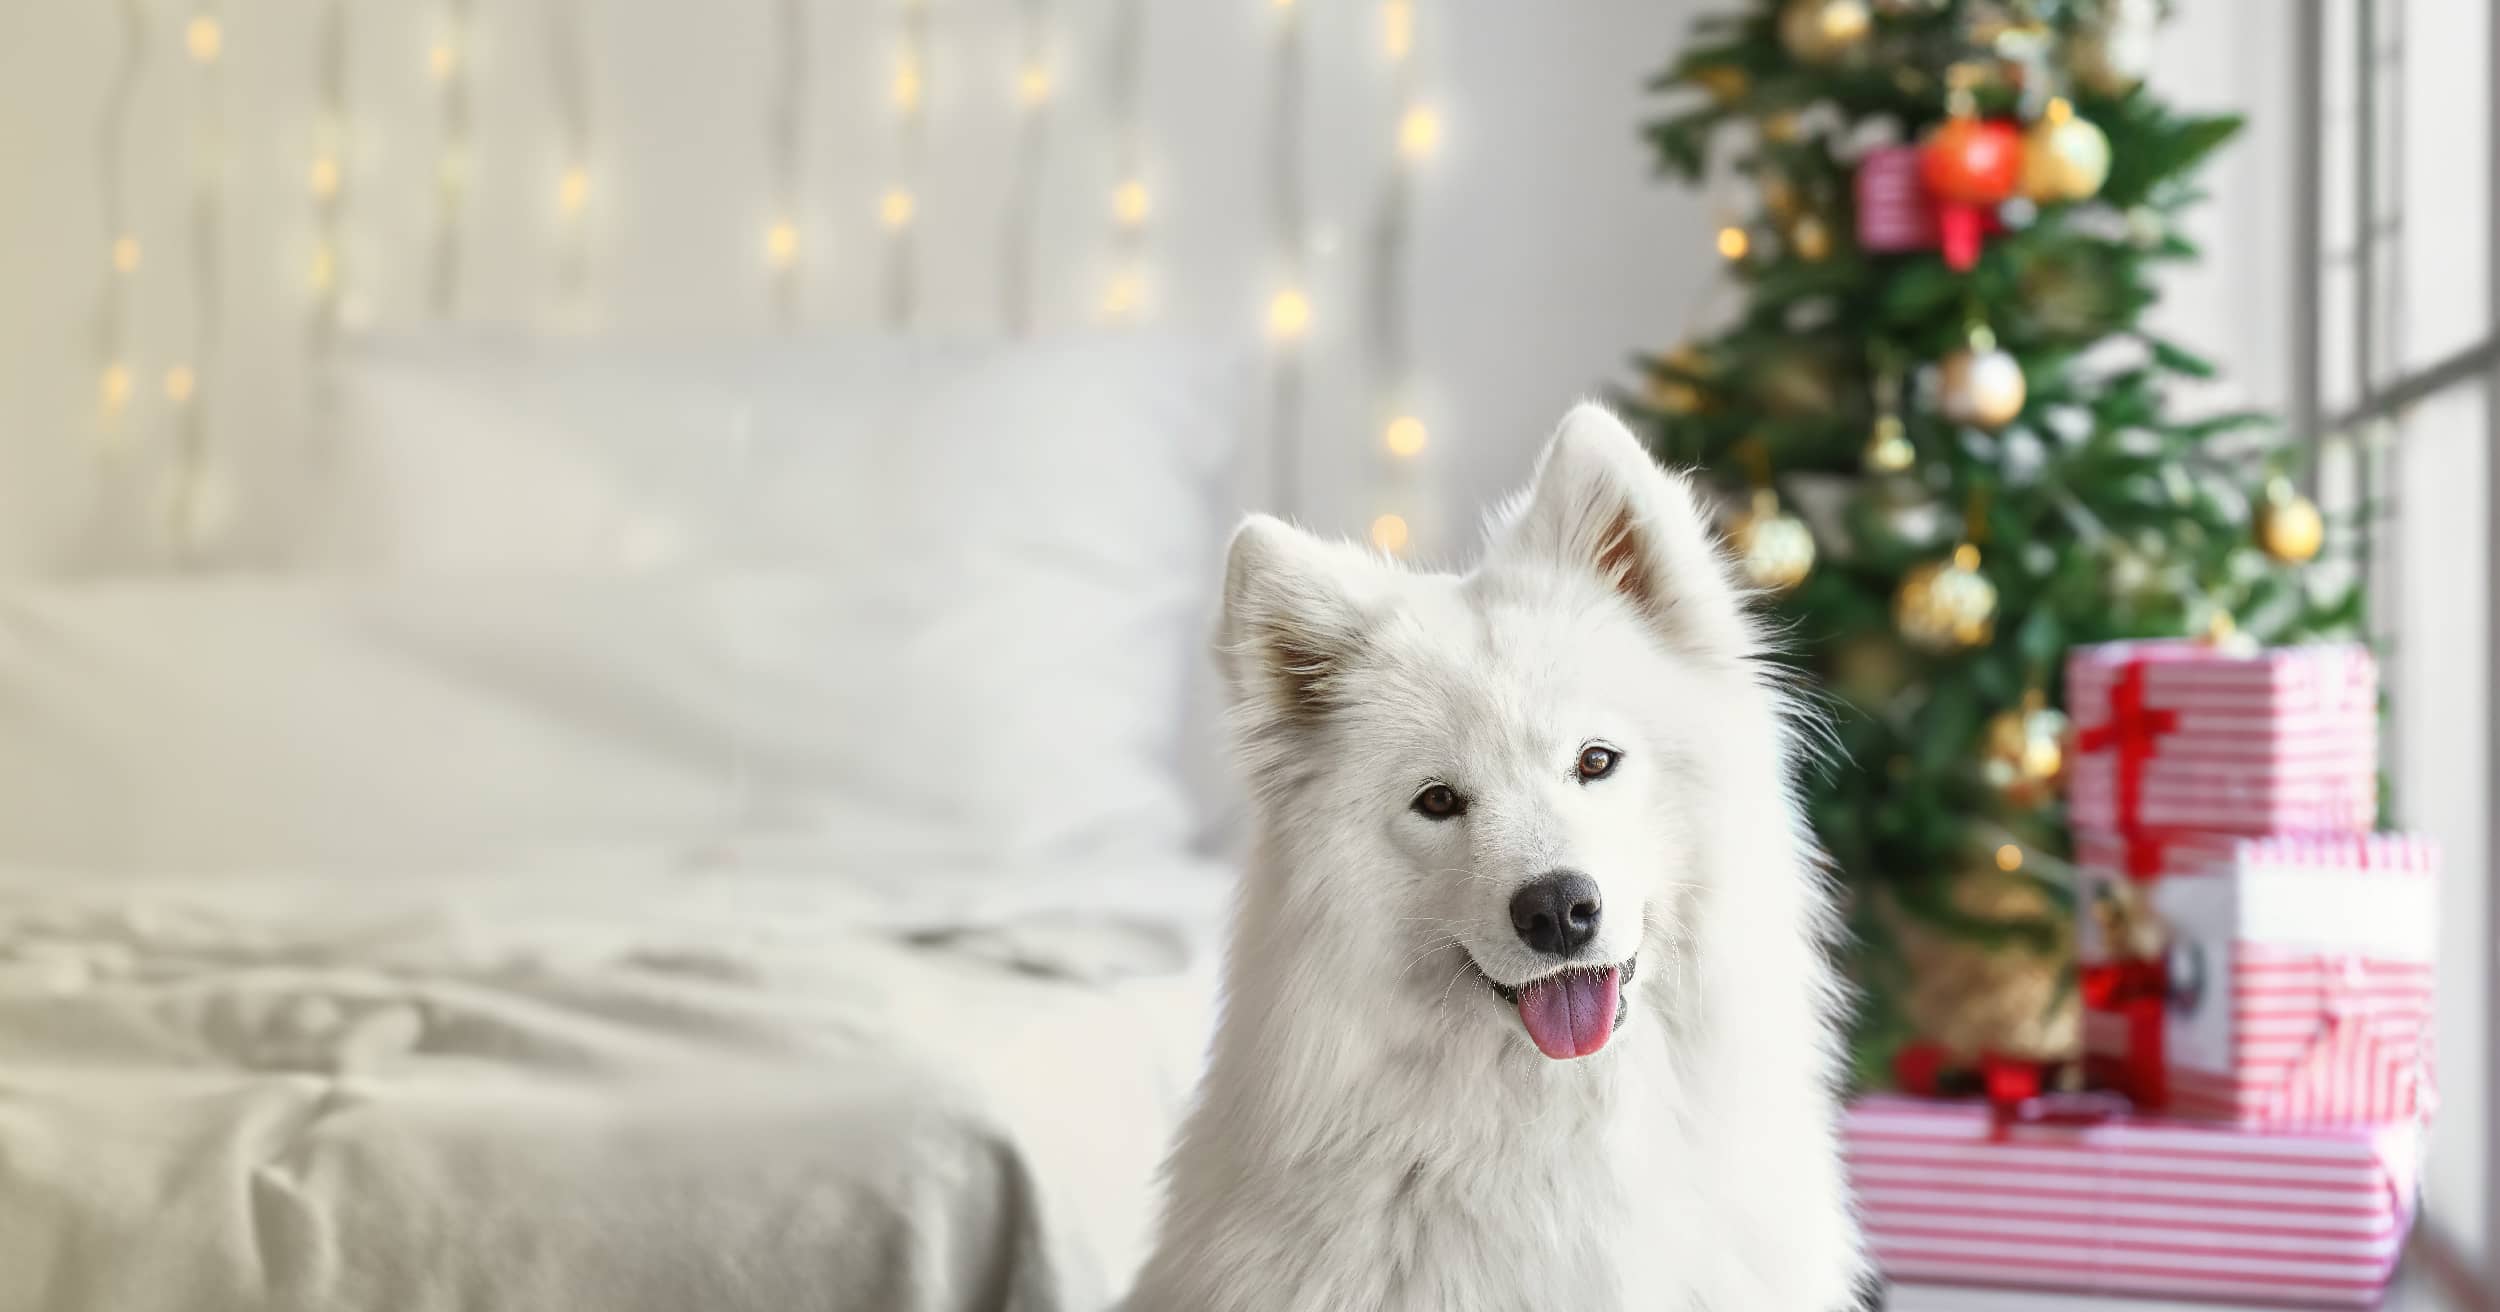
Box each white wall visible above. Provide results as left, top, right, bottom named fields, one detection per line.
left=0, top=0, right=1710, bottom=569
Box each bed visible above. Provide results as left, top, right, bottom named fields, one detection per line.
left=0, top=335, right=1250, bottom=1312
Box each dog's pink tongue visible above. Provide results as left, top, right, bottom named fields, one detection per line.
left=1516, top=967, right=1619, bottom=1060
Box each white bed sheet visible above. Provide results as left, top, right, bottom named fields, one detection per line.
left=0, top=863, right=1225, bottom=1312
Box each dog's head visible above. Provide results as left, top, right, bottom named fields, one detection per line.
left=1219, top=403, right=1782, bottom=1063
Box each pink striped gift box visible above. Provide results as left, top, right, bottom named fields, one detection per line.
left=2151, top=834, right=2439, bottom=1127
left=1846, top=1094, right=2421, bottom=1307
left=2067, top=640, right=2379, bottom=837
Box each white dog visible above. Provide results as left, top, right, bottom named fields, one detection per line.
left=1130, top=404, right=1867, bottom=1311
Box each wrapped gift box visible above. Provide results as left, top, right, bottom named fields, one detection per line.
left=2075, top=833, right=2438, bottom=1126
left=1846, top=1094, right=2420, bottom=1307
left=2067, top=640, right=2378, bottom=840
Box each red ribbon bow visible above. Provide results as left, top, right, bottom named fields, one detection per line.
left=2076, top=659, right=2185, bottom=877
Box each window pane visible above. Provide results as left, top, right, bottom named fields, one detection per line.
left=2387, top=379, right=2493, bottom=1261
left=2397, top=0, right=2491, bottom=374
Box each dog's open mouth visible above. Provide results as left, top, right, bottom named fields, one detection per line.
left=1474, top=955, right=1635, bottom=1060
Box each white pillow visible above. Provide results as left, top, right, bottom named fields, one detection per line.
left=252, top=333, right=1250, bottom=875
left=0, top=574, right=1218, bottom=877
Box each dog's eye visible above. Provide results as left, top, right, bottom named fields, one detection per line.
left=1411, top=783, right=1466, bottom=820
left=1576, top=744, right=1621, bottom=781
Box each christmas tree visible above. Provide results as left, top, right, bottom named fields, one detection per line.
left=1625, top=0, right=2359, bottom=1085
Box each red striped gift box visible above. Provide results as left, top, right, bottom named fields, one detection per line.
left=2076, top=832, right=2439, bottom=1127
left=2067, top=640, right=2379, bottom=838
left=1846, top=1094, right=2421, bottom=1307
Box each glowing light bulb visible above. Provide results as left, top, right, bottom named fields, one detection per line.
left=429, top=39, right=460, bottom=81
left=1383, top=0, right=1414, bottom=58
left=1994, top=843, right=2023, bottom=872
left=309, top=156, right=341, bottom=200
left=892, top=59, right=923, bottom=111
left=185, top=16, right=222, bottom=64
left=309, top=243, right=337, bottom=293
left=1267, top=288, right=1311, bottom=341
left=880, top=189, right=916, bottom=230
left=558, top=165, right=590, bottom=216
left=1384, top=415, right=1428, bottom=458
left=99, top=363, right=134, bottom=414
left=765, top=221, right=800, bottom=268
left=1397, top=106, right=1441, bottom=161
left=1369, top=514, right=1410, bottom=554
left=1101, top=272, right=1144, bottom=319
left=1715, top=226, right=1749, bottom=260
left=1112, top=180, right=1150, bottom=227
left=1017, top=66, right=1052, bottom=108
left=111, top=236, right=141, bottom=274
left=163, top=365, right=197, bottom=405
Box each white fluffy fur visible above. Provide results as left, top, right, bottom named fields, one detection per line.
left=1131, top=404, right=1866, bottom=1311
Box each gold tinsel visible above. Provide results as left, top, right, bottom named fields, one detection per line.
left=1888, top=870, right=2079, bottom=1063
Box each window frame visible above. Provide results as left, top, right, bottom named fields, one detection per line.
left=2291, top=0, right=2500, bottom=1294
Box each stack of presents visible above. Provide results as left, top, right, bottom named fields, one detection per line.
left=1848, top=639, right=2439, bottom=1307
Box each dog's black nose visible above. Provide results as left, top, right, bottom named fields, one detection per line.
left=1510, top=871, right=1602, bottom=957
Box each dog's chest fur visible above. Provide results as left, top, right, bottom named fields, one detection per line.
left=1135, top=1008, right=1724, bottom=1311
left=1352, top=1047, right=1681, bottom=1308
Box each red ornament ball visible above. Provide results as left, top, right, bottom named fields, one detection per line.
left=1920, top=118, right=2024, bottom=205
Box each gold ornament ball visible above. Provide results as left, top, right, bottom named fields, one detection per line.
left=1939, top=346, right=2027, bottom=428
left=1761, top=175, right=1801, bottom=224
left=1779, top=0, right=1872, bottom=62
left=2018, top=101, right=2111, bottom=204
left=1790, top=214, right=1834, bottom=262
left=2258, top=484, right=2325, bottom=563
left=1864, top=414, right=1915, bottom=473
left=1728, top=490, right=1816, bottom=593
left=1982, top=698, right=2070, bottom=807
left=1895, top=545, right=1998, bottom=651
left=1694, top=64, right=1750, bottom=105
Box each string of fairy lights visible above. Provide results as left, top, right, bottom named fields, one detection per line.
left=882, top=0, right=931, bottom=327
left=74, top=3, right=1454, bottom=558
left=93, top=0, right=146, bottom=437
left=167, top=1, right=227, bottom=552
left=427, top=0, right=476, bottom=317
left=308, top=0, right=349, bottom=354
left=1099, top=0, right=1150, bottom=323
left=549, top=0, right=593, bottom=322
left=1366, top=0, right=1436, bottom=556
left=998, top=0, right=1056, bottom=335
left=765, top=0, right=808, bottom=326
left=1264, top=0, right=1312, bottom=518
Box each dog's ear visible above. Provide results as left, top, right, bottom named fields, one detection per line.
left=1488, top=402, right=1750, bottom=659
left=1218, top=514, right=1379, bottom=726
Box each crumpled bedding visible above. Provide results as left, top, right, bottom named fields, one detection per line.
left=0, top=864, right=1224, bottom=1312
